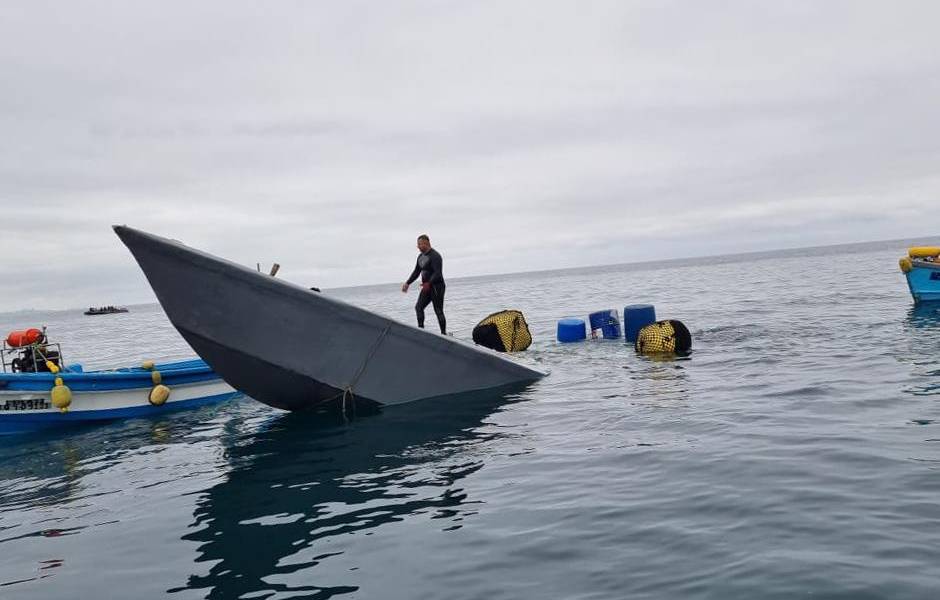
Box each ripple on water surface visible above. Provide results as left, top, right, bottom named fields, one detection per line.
left=2, top=241, right=940, bottom=599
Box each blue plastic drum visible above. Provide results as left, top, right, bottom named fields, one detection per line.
left=588, top=309, right=621, bottom=339
left=623, top=304, right=656, bottom=343
left=557, top=318, right=587, bottom=343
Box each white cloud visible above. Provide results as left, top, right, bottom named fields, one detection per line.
left=1, top=1, right=939, bottom=311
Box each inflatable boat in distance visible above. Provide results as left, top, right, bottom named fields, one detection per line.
left=114, top=226, right=544, bottom=412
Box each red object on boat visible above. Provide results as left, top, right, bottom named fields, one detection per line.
left=6, top=328, right=43, bottom=347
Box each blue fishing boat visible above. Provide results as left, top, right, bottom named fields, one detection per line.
left=900, top=247, right=940, bottom=303
left=0, top=327, right=238, bottom=435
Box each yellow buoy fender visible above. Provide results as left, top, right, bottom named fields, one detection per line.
left=900, top=257, right=913, bottom=273
left=149, top=384, right=170, bottom=406
left=51, top=377, right=72, bottom=412
left=141, top=360, right=155, bottom=370
left=151, top=370, right=162, bottom=385
left=909, top=247, right=940, bottom=258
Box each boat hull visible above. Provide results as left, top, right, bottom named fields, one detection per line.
left=905, top=261, right=940, bottom=303
left=0, top=360, right=238, bottom=434
left=114, top=226, right=545, bottom=411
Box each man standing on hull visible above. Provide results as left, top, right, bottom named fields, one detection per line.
left=401, top=234, right=446, bottom=334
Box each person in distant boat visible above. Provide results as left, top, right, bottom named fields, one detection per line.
left=401, top=234, right=446, bottom=334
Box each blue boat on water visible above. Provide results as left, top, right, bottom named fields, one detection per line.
left=900, top=247, right=940, bottom=303
left=0, top=327, right=239, bottom=435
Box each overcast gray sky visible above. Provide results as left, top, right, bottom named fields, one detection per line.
left=2, top=1, right=939, bottom=311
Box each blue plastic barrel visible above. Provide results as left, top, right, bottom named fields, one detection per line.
left=588, top=309, right=621, bottom=339
left=557, top=318, right=587, bottom=343
left=623, top=304, right=656, bottom=343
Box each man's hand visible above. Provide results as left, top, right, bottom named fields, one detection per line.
left=401, top=282, right=409, bottom=293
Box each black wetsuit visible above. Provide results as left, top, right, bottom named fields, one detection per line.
left=406, top=248, right=446, bottom=333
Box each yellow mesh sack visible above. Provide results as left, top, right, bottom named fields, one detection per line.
left=472, top=310, right=533, bottom=352
left=635, top=320, right=692, bottom=355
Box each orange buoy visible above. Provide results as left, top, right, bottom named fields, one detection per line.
left=6, top=328, right=43, bottom=348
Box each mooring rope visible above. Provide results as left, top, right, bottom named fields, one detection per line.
left=335, top=324, right=392, bottom=422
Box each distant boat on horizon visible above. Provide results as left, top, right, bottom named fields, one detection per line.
left=84, top=305, right=129, bottom=316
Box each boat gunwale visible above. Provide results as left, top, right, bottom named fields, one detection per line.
left=0, top=359, right=220, bottom=391
left=909, top=258, right=940, bottom=270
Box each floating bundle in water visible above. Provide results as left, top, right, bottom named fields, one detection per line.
left=635, top=320, right=692, bottom=355
left=473, top=310, right=533, bottom=352
left=554, top=304, right=694, bottom=355
left=588, top=309, right=621, bottom=339
left=557, top=318, right=587, bottom=342
left=623, top=304, right=656, bottom=343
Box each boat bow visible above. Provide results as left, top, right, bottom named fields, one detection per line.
left=114, top=226, right=544, bottom=411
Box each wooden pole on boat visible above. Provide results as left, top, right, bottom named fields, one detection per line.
left=269, top=263, right=280, bottom=277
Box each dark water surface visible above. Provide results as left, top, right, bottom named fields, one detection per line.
left=2, top=240, right=939, bottom=599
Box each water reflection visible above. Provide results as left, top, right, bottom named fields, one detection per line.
left=901, top=304, right=940, bottom=397
left=0, top=407, right=239, bottom=590
left=170, top=386, right=529, bottom=600
left=902, top=304, right=940, bottom=361
left=625, top=355, right=691, bottom=407
left=904, top=303, right=940, bottom=331
left=0, top=405, right=233, bottom=517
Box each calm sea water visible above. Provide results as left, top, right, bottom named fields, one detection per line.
left=2, top=240, right=939, bottom=599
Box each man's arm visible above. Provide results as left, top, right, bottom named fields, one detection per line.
left=405, top=259, right=421, bottom=285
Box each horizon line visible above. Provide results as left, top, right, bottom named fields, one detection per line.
left=2, top=232, right=934, bottom=314
left=327, top=232, right=936, bottom=292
